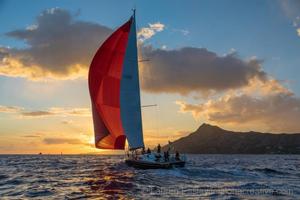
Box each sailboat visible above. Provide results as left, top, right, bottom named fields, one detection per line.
left=88, top=10, right=186, bottom=169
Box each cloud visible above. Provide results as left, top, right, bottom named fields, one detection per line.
left=0, top=8, right=112, bottom=80
left=137, top=22, right=165, bottom=42
left=172, top=28, right=190, bottom=36
left=20, top=107, right=91, bottom=118
left=0, top=105, right=23, bottom=113
left=0, top=48, right=9, bottom=60
left=49, top=107, right=91, bottom=117
left=280, top=0, right=300, bottom=37
left=141, top=46, right=267, bottom=95
left=0, top=7, right=268, bottom=98
left=161, top=45, right=167, bottom=50
left=176, top=80, right=300, bottom=132
left=0, top=7, right=291, bottom=115
left=0, top=104, right=90, bottom=118
left=43, top=137, right=82, bottom=145
left=43, top=137, right=93, bottom=147
left=61, top=119, right=74, bottom=124
left=21, top=134, right=41, bottom=138
left=149, top=23, right=165, bottom=31
left=0, top=8, right=166, bottom=80
left=21, top=111, right=54, bottom=117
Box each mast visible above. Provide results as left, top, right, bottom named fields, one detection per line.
left=132, top=8, right=136, bottom=18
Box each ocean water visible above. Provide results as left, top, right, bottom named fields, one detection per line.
left=0, top=155, right=299, bottom=199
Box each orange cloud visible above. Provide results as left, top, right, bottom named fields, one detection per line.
left=0, top=104, right=91, bottom=118
left=177, top=80, right=300, bottom=133
left=0, top=105, right=23, bottom=113
left=20, top=107, right=91, bottom=118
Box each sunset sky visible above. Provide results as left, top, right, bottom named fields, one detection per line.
left=1, top=0, right=300, bottom=154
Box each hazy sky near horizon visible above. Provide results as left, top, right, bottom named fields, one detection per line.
left=1, top=0, right=300, bottom=154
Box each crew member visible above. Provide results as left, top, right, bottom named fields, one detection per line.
left=147, top=148, right=151, bottom=154
left=166, top=150, right=169, bottom=161
left=157, top=144, right=161, bottom=153
left=163, top=151, right=166, bottom=161
left=164, top=151, right=170, bottom=162
left=175, top=151, right=180, bottom=161
left=141, top=147, right=145, bottom=154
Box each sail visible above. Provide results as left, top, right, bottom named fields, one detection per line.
left=120, top=15, right=144, bottom=150
left=88, top=14, right=144, bottom=150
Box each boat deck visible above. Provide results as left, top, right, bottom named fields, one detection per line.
left=125, top=153, right=186, bottom=169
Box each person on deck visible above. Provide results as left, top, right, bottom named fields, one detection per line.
left=166, top=150, right=169, bottom=161
left=164, top=151, right=170, bottom=162
left=157, top=144, right=161, bottom=154
left=147, top=148, right=151, bottom=154
left=163, top=152, right=167, bottom=162
left=175, top=151, right=180, bottom=161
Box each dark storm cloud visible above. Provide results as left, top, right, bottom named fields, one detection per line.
left=141, top=46, right=267, bottom=95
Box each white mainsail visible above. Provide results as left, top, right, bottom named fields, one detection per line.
left=120, top=13, right=144, bottom=150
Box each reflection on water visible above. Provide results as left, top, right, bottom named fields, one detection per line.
left=0, top=155, right=299, bottom=199
left=82, top=160, right=135, bottom=199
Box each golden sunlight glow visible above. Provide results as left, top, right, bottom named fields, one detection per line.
left=0, top=57, right=88, bottom=80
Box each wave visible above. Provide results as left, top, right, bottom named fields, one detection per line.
left=0, top=155, right=298, bottom=199
left=249, top=167, right=288, bottom=175
left=0, top=174, right=9, bottom=180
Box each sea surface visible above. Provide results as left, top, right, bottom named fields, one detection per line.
left=0, top=154, right=299, bottom=199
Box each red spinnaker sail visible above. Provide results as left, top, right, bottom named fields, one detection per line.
left=89, top=18, right=132, bottom=149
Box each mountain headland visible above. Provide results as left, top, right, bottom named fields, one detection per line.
left=163, top=124, right=300, bottom=154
